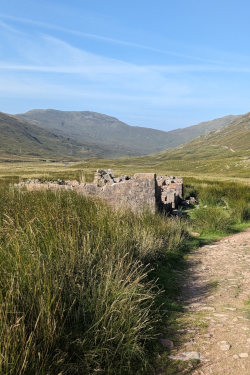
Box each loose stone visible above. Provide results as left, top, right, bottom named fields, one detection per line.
left=218, top=341, right=231, bottom=351
left=169, top=351, right=202, bottom=361
left=239, top=353, right=248, bottom=358
left=199, top=306, right=216, bottom=311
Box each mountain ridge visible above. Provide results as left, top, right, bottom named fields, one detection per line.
left=0, top=112, right=112, bottom=161
left=16, top=109, right=239, bottom=157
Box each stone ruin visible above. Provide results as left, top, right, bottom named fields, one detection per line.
left=16, top=169, right=183, bottom=214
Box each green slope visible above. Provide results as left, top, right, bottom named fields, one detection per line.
left=138, top=113, right=250, bottom=177
left=0, top=112, right=109, bottom=161
left=16, top=109, right=239, bottom=157
left=157, top=112, right=250, bottom=161
left=80, top=113, right=250, bottom=179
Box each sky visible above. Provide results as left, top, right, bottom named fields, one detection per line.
left=1, top=0, right=250, bottom=131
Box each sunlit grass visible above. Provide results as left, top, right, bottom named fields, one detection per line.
left=0, top=161, right=249, bottom=374
left=0, top=188, right=189, bottom=375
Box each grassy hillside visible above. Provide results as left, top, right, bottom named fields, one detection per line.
left=0, top=110, right=249, bottom=183
left=16, top=109, right=238, bottom=157
left=159, top=111, right=250, bottom=160
left=0, top=112, right=111, bottom=160
left=159, top=114, right=239, bottom=148
left=0, top=110, right=249, bottom=179
left=76, top=112, right=249, bottom=179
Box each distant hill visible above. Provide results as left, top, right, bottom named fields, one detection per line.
left=156, top=112, right=250, bottom=161
left=87, top=113, right=249, bottom=178
left=129, top=112, right=250, bottom=177
left=16, top=109, right=239, bottom=157
left=0, top=112, right=109, bottom=161
left=1, top=109, right=249, bottom=177
left=161, top=114, right=239, bottom=148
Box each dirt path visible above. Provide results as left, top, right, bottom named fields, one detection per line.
left=168, top=228, right=250, bottom=374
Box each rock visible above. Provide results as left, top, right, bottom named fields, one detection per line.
left=239, top=353, right=248, bottom=358
left=159, top=338, right=174, bottom=349
left=199, top=306, right=215, bottom=311
left=225, top=307, right=236, bottom=311
left=69, top=180, right=80, bottom=187
left=218, top=341, right=231, bottom=351
left=169, top=351, right=202, bottom=361
left=233, top=354, right=239, bottom=359
left=182, top=351, right=201, bottom=360
left=214, top=313, right=228, bottom=318
left=189, top=197, right=196, bottom=204
left=106, top=169, right=114, bottom=178
left=191, top=232, right=201, bottom=237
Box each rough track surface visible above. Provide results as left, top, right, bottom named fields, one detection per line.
left=169, top=228, right=250, bottom=374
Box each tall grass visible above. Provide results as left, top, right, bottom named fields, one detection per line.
left=185, top=178, right=250, bottom=234
left=0, top=188, right=187, bottom=375
left=1, top=178, right=249, bottom=374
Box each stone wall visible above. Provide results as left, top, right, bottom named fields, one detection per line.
left=17, top=170, right=183, bottom=213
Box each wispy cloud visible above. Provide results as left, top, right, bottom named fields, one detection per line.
left=0, top=16, right=250, bottom=128
left=0, top=27, right=191, bottom=102
left=1, top=19, right=250, bottom=77
left=0, top=19, right=20, bottom=33
left=0, top=13, right=224, bottom=64
left=2, top=62, right=250, bottom=75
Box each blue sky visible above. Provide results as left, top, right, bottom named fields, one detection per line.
left=1, top=0, right=250, bottom=130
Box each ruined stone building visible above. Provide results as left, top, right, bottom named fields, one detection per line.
left=17, top=169, right=183, bottom=213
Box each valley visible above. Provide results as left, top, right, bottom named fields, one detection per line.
left=0, top=108, right=249, bottom=375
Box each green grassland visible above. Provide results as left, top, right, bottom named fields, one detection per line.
left=1, top=108, right=249, bottom=181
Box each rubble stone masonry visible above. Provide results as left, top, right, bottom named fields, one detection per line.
left=16, top=169, right=183, bottom=213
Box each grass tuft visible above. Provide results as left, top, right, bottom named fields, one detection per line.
left=0, top=189, right=188, bottom=375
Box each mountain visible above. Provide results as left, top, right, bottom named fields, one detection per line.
left=160, top=114, right=239, bottom=148
left=16, top=109, right=239, bottom=157
left=131, top=112, right=250, bottom=177
left=0, top=112, right=109, bottom=161
left=156, top=112, right=250, bottom=161
left=86, top=112, right=249, bottom=178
